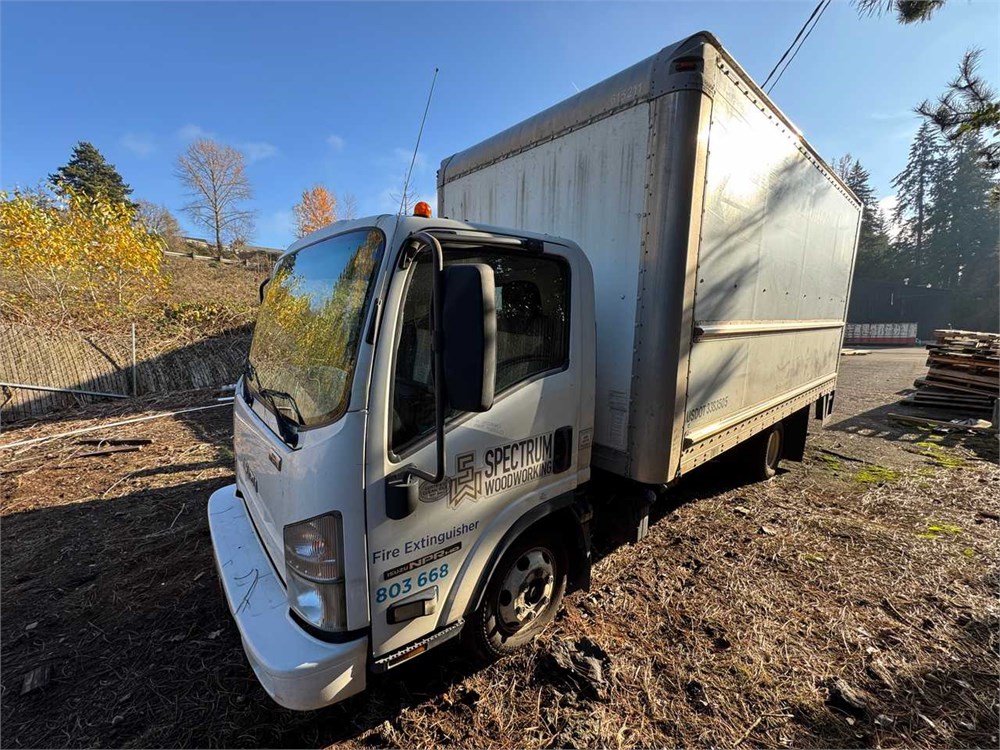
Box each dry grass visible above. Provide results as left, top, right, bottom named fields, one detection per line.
left=1, top=355, right=997, bottom=748
left=0, top=255, right=262, bottom=339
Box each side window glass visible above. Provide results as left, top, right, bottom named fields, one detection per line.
left=391, top=251, right=569, bottom=451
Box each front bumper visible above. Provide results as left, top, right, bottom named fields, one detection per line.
left=207, top=484, right=367, bottom=711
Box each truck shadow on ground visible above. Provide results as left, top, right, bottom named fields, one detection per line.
left=4, top=449, right=996, bottom=748
left=1, top=446, right=775, bottom=748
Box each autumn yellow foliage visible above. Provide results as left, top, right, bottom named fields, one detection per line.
left=293, top=185, right=337, bottom=238
left=0, top=188, right=166, bottom=319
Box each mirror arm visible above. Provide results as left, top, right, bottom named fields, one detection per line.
left=403, top=231, right=446, bottom=485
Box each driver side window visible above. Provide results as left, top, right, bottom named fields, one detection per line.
left=391, top=251, right=569, bottom=452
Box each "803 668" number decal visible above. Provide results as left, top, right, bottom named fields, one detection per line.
left=375, top=563, right=449, bottom=604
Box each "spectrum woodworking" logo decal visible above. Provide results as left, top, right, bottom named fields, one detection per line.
left=418, top=431, right=555, bottom=508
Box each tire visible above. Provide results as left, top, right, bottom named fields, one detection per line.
left=465, top=532, right=568, bottom=661
left=744, top=422, right=784, bottom=482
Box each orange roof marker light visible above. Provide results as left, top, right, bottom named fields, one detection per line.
left=413, top=201, right=432, bottom=218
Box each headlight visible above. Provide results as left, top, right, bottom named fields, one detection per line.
left=283, top=513, right=347, bottom=631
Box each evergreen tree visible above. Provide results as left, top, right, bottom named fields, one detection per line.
left=930, top=134, right=999, bottom=328
left=841, top=158, right=895, bottom=280
left=49, top=142, right=135, bottom=208
left=917, top=133, right=999, bottom=329
left=922, top=151, right=955, bottom=288
left=890, top=122, right=943, bottom=283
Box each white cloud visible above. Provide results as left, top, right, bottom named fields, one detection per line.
left=327, top=134, right=345, bottom=151
left=176, top=125, right=277, bottom=163
left=121, top=133, right=155, bottom=157
left=241, top=141, right=279, bottom=163
left=177, top=123, right=214, bottom=141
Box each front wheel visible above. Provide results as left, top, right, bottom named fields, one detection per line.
left=465, top=533, right=567, bottom=660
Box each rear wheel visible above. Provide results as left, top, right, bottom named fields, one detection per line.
left=465, top=533, right=567, bottom=660
left=744, top=422, right=784, bottom=482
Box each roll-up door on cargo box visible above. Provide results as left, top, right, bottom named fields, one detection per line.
left=441, top=104, right=651, bottom=452
left=684, top=64, right=860, bottom=437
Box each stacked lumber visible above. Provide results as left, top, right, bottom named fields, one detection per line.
left=904, top=329, right=999, bottom=415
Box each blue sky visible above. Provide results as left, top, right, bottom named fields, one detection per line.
left=2, top=1, right=997, bottom=249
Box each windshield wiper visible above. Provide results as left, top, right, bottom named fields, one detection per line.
left=242, top=363, right=300, bottom=447
left=259, top=388, right=304, bottom=447
left=260, top=388, right=305, bottom=426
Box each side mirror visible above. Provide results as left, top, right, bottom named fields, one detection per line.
left=442, top=264, right=496, bottom=412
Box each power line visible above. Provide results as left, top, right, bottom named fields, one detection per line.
left=766, top=0, right=830, bottom=95
left=761, top=0, right=829, bottom=92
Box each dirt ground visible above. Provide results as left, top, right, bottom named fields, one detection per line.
left=1, top=349, right=997, bottom=748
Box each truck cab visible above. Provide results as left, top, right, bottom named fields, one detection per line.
left=208, top=214, right=596, bottom=710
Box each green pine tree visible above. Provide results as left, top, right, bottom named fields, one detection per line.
left=49, top=141, right=135, bottom=208
left=890, top=122, right=943, bottom=283
left=923, top=152, right=955, bottom=288
left=928, top=133, right=999, bottom=329
left=841, top=159, right=895, bottom=280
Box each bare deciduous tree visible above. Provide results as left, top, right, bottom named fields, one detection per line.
left=341, top=192, right=359, bottom=220
left=135, top=200, right=184, bottom=252
left=390, top=183, right=418, bottom=216
left=831, top=154, right=854, bottom=181
left=176, top=139, right=255, bottom=258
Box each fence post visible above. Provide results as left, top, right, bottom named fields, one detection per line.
left=131, top=322, right=137, bottom=396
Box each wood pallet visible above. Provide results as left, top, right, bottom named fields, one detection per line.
left=903, top=329, right=999, bottom=417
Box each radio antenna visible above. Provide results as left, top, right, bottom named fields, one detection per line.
left=399, top=67, right=439, bottom=216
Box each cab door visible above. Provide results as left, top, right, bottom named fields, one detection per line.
left=364, top=237, right=587, bottom=659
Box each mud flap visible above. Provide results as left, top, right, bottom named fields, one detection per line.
left=784, top=406, right=810, bottom=462
left=628, top=489, right=657, bottom=543
left=815, top=391, right=835, bottom=424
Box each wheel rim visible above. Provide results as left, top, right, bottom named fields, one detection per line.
left=497, top=547, right=555, bottom=633
left=765, top=429, right=781, bottom=468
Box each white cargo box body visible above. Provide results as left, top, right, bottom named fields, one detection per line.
left=439, top=32, right=861, bottom=485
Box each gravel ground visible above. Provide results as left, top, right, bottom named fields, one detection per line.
left=1, top=347, right=996, bottom=748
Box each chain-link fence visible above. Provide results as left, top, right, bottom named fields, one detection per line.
left=0, top=322, right=251, bottom=425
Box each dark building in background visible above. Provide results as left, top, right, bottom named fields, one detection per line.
left=847, top=278, right=953, bottom=342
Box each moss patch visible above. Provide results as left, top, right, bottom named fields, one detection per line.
left=916, top=443, right=966, bottom=469
left=820, top=454, right=842, bottom=471
left=918, top=522, right=963, bottom=540
left=927, top=523, right=962, bottom=535
left=854, top=466, right=899, bottom=484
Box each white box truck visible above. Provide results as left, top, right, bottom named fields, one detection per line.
left=208, top=31, right=860, bottom=710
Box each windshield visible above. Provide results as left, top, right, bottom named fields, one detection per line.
left=248, top=228, right=385, bottom=428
